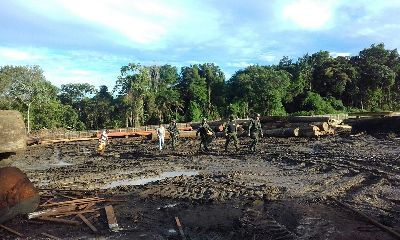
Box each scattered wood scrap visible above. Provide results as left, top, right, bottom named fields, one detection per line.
left=105, top=205, right=120, bottom=232
left=28, top=192, right=125, bottom=236
left=0, top=223, right=23, bottom=237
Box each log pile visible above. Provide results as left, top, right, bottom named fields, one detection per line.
left=260, top=116, right=350, bottom=138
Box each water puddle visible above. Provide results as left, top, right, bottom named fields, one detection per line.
left=49, top=160, right=73, bottom=167
left=103, top=170, right=198, bottom=189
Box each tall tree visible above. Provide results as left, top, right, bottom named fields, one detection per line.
left=0, top=65, right=56, bottom=132
left=198, top=63, right=226, bottom=118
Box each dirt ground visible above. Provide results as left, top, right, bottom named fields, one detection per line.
left=2, top=132, right=400, bottom=240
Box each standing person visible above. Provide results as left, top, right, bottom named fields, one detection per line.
left=224, top=115, right=239, bottom=152
left=156, top=123, right=165, bottom=151
left=248, top=113, right=263, bottom=152
left=167, top=120, right=180, bottom=151
left=97, top=129, right=109, bottom=155
left=196, top=118, right=214, bottom=151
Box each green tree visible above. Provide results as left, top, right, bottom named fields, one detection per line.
left=178, top=65, right=208, bottom=121
left=227, top=65, right=291, bottom=116
left=0, top=65, right=58, bottom=132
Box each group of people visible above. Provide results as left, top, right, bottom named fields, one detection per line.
left=97, top=113, right=264, bottom=155
left=197, top=113, right=263, bottom=152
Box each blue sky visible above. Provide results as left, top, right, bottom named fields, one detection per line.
left=1, top=0, right=400, bottom=90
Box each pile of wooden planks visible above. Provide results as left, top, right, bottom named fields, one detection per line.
left=22, top=191, right=124, bottom=238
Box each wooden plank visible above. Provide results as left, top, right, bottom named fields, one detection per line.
left=28, top=204, right=77, bottom=219
left=0, top=224, right=23, bottom=237
left=40, top=197, right=103, bottom=207
left=41, top=232, right=62, bottom=240
left=77, top=213, right=98, bottom=233
left=54, top=208, right=100, bottom=217
left=38, top=216, right=80, bottom=225
left=105, top=205, right=119, bottom=232
left=175, top=217, right=187, bottom=240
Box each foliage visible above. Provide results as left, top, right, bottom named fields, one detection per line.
left=2, top=43, right=400, bottom=130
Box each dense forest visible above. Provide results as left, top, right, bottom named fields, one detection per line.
left=1, top=43, right=400, bottom=132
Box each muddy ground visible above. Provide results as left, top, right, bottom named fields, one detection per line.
left=2, top=133, right=400, bottom=240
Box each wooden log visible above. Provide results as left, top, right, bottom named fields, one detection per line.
left=0, top=167, right=40, bottom=223
left=344, top=116, right=400, bottom=134
left=264, top=127, right=300, bottom=137
left=0, top=110, right=26, bottom=153
left=298, top=126, right=322, bottom=137
left=260, top=116, right=331, bottom=123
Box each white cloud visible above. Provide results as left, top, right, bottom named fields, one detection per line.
left=0, top=47, right=41, bottom=61
left=259, top=54, right=276, bottom=62
left=282, top=0, right=334, bottom=30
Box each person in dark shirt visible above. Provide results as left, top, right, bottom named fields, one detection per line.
left=224, top=115, right=239, bottom=152
left=196, top=118, right=214, bottom=151
left=167, top=120, right=180, bottom=151
left=248, top=113, right=263, bottom=152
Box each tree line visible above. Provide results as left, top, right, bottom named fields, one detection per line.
left=1, top=43, right=399, bottom=132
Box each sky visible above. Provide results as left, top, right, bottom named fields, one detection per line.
left=1, top=0, right=400, bottom=90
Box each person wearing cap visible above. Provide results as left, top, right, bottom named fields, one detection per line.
left=224, top=115, right=239, bottom=152
left=167, top=119, right=180, bottom=151
left=196, top=118, right=214, bottom=151
left=248, top=113, right=263, bottom=152
left=97, top=129, right=109, bottom=155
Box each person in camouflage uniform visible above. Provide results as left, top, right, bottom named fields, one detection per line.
left=248, top=113, right=263, bottom=152
left=167, top=120, right=180, bottom=151
left=224, top=115, right=239, bottom=152
left=196, top=118, right=214, bottom=151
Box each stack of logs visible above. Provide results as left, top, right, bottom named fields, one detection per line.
left=260, top=116, right=348, bottom=138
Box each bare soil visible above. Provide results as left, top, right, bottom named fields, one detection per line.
left=2, top=133, right=400, bottom=240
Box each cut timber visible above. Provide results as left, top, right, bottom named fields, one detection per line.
left=0, top=110, right=26, bottom=153
left=105, top=205, right=119, bottom=232
left=298, top=126, right=322, bottom=137
left=310, top=122, right=329, bottom=132
left=0, top=167, right=39, bottom=223
left=264, top=127, right=300, bottom=137
left=344, top=116, right=400, bottom=134
left=260, top=116, right=331, bottom=123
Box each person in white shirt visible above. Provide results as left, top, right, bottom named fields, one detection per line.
left=156, top=123, right=165, bottom=150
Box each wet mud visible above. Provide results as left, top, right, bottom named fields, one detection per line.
left=3, top=133, right=400, bottom=239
